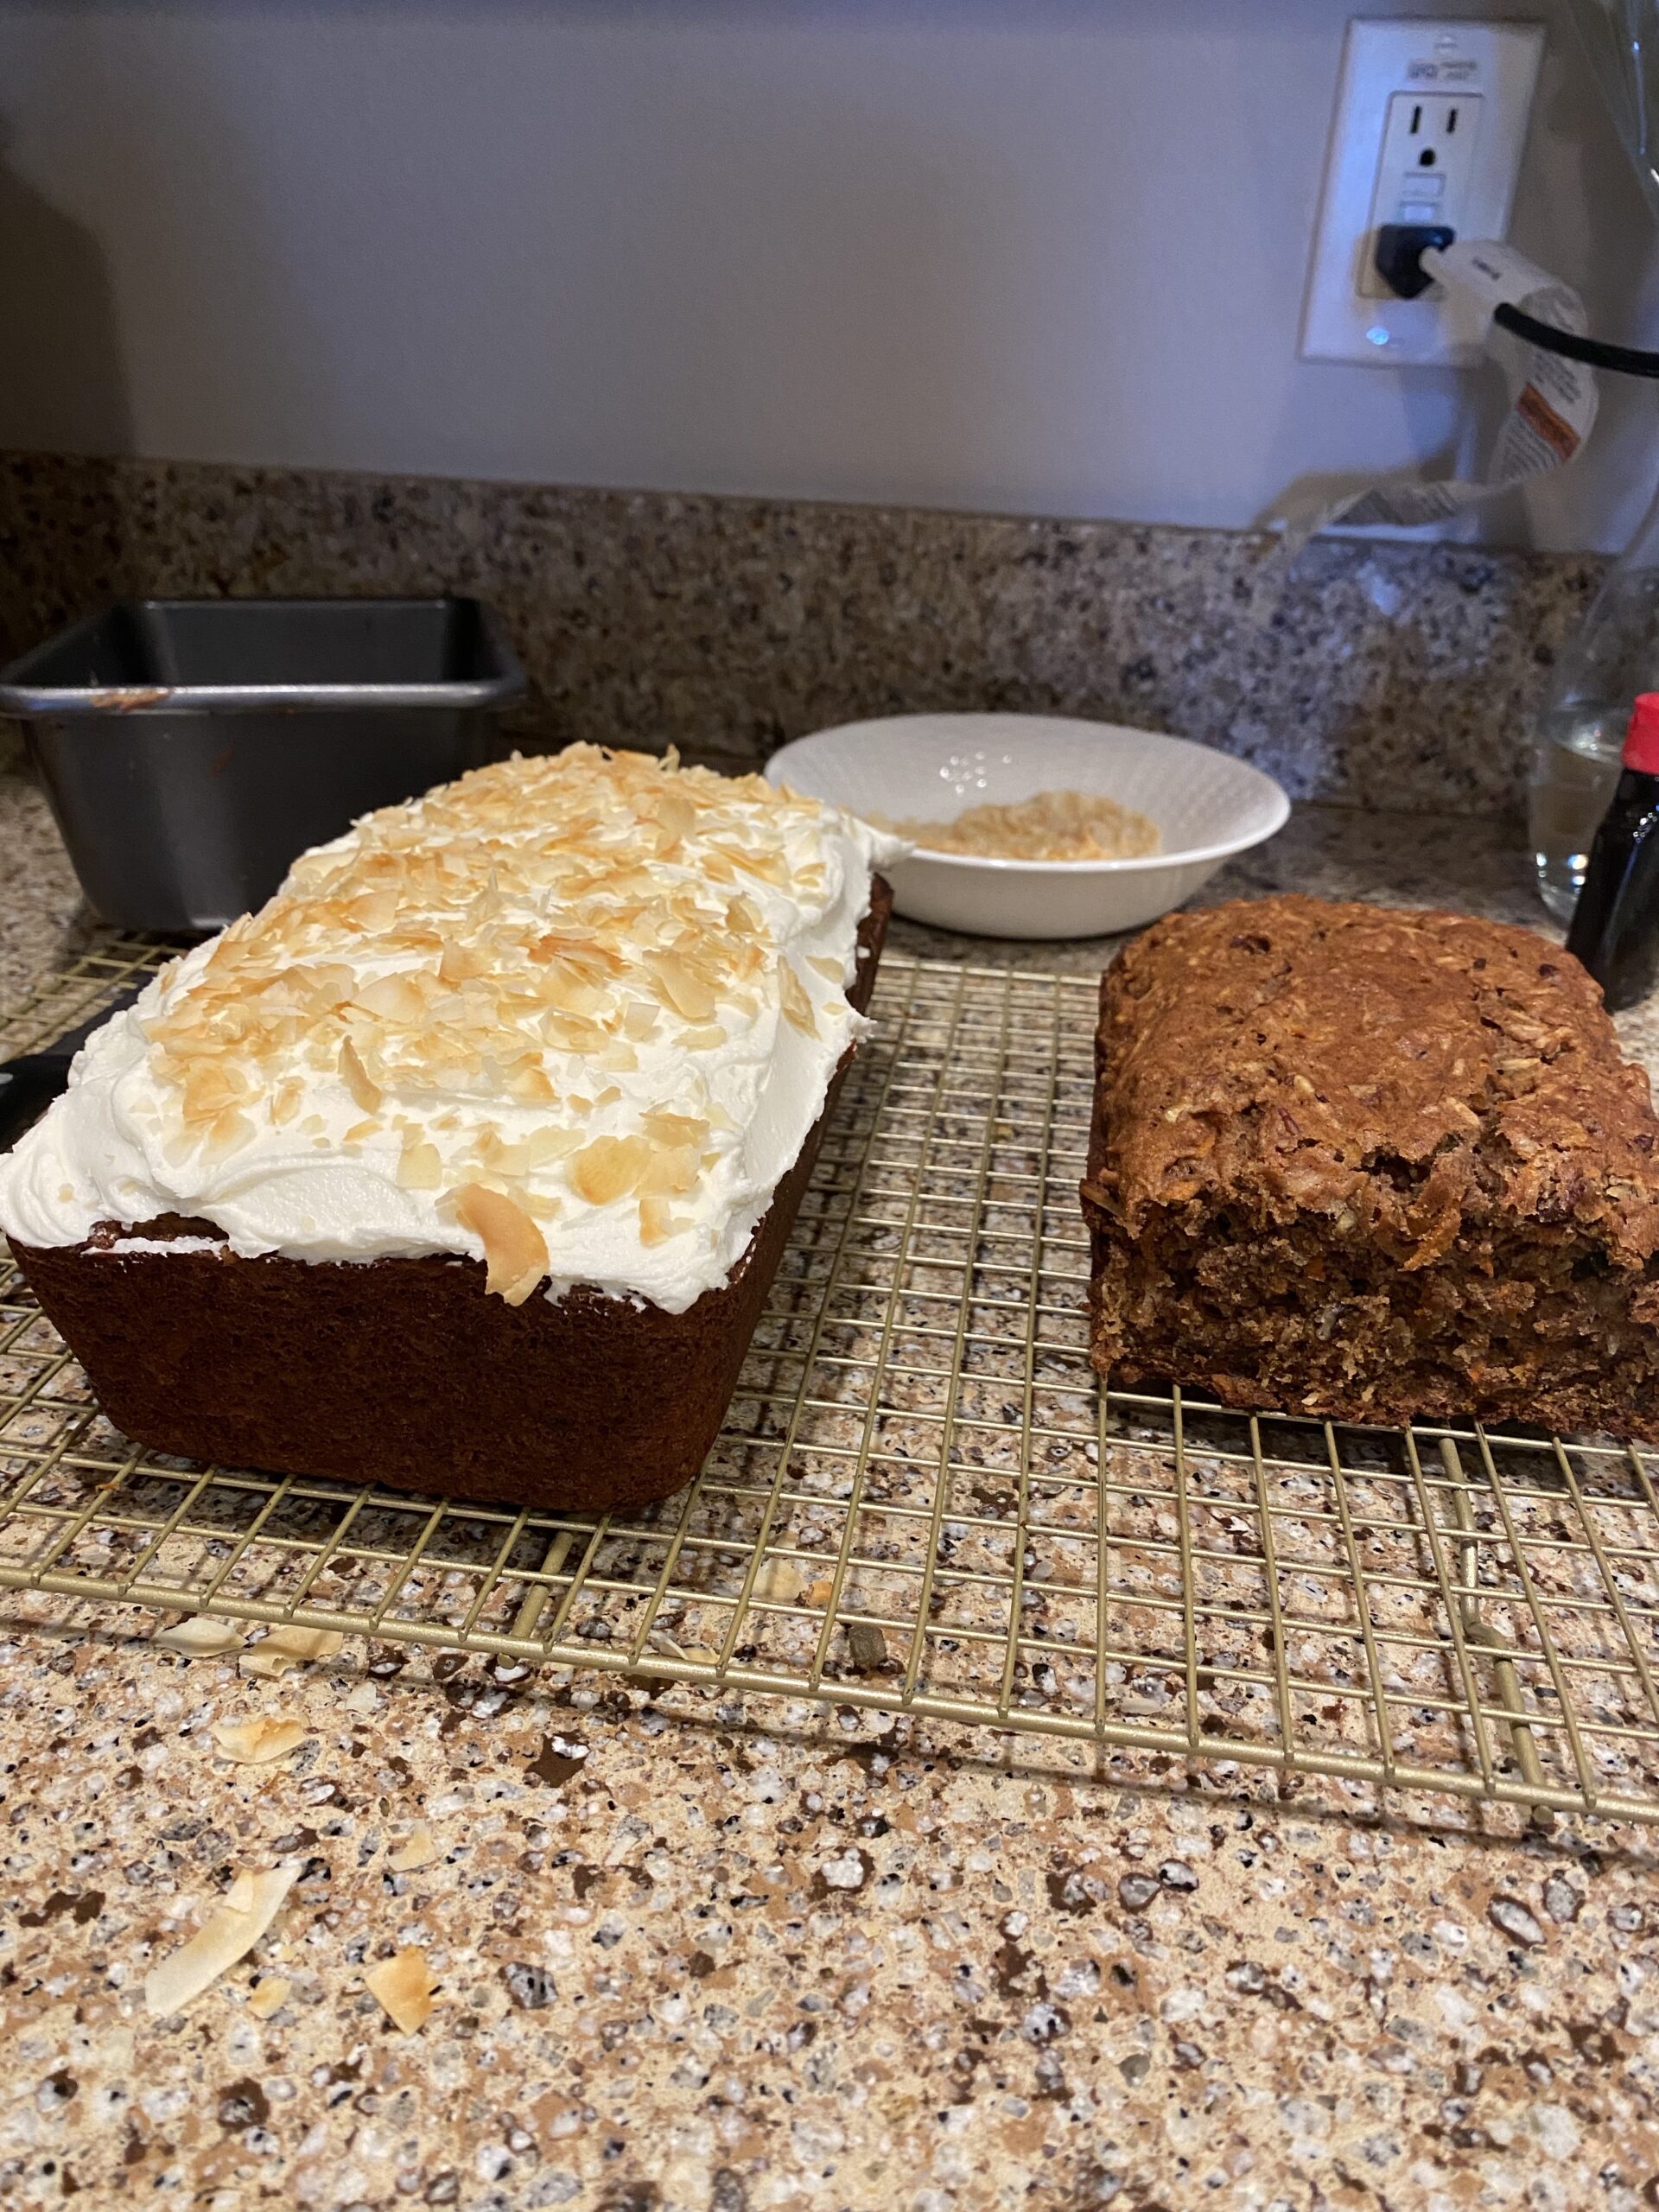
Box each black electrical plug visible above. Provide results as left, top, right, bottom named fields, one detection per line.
left=1373, top=223, right=1455, bottom=300
left=1370, top=226, right=1659, bottom=377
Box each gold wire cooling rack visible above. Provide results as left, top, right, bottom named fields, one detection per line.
left=5, top=938, right=1659, bottom=1827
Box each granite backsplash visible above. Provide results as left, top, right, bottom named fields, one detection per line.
left=0, top=449, right=1604, bottom=815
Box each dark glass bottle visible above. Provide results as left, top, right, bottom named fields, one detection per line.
left=1565, top=692, right=1659, bottom=1010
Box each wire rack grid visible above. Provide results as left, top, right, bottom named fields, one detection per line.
left=5, top=938, right=1659, bottom=1827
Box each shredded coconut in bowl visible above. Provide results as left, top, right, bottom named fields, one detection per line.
left=881, top=788, right=1161, bottom=862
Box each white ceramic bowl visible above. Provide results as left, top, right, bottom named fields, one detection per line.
left=767, top=714, right=1291, bottom=939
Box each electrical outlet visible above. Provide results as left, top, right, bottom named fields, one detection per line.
left=1300, top=19, right=1544, bottom=365
left=1357, top=92, right=1482, bottom=294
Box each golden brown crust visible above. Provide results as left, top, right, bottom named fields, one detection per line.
left=1083, top=896, right=1659, bottom=1435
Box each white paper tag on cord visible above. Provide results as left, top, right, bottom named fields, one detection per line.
left=1270, top=240, right=1599, bottom=540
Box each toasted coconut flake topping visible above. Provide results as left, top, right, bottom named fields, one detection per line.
left=753, top=1555, right=806, bottom=1604
left=882, top=786, right=1161, bottom=861
left=211, top=1716, right=308, bottom=1764
left=240, top=1625, right=344, bottom=1679
left=388, top=1821, right=442, bottom=1872
left=778, top=960, right=818, bottom=1037
left=453, top=1182, right=548, bottom=1304
left=144, top=1864, right=299, bottom=2018
left=246, top=1974, right=291, bottom=2019
left=642, top=1110, right=710, bottom=1147
left=397, top=1139, right=442, bottom=1190
left=153, top=1615, right=245, bottom=1657
left=340, top=1038, right=383, bottom=1114
left=30, top=744, right=889, bottom=1308
left=366, top=1947, right=440, bottom=2033
left=639, top=1195, right=696, bottom=1246
left=569, top=1134, right=652, bottom=1207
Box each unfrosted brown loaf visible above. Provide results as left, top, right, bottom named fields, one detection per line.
left=13, top=880, right=889, bottom=1511
left=1082, top=894, right=1659, bottom=1436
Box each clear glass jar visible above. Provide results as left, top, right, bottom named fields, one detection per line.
left=1529, top=469, right=1659, bottom=921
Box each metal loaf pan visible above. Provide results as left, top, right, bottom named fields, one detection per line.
left=0, top=597, right=526, bottom=932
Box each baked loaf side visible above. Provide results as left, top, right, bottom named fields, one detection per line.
left=1082, top=894, right=1659, bottom=1436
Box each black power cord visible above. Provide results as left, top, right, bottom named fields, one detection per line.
left=1373, top=224, right=1659, bottom=379
left=1490, top=303, right=1659, bottom=381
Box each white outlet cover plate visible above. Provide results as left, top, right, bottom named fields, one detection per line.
left=1300, top=18, right=1545, bottom=366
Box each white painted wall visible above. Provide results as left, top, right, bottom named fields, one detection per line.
left=0, top=0, right=1654, bottom=549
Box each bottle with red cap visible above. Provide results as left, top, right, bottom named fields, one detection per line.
left=1566, top=692, right=1659, bottom=1009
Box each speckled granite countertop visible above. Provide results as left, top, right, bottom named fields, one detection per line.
left=4, top=772, right=1659, bottom=2212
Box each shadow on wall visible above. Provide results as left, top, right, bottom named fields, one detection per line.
left=0, top=118, right=131, bottom=681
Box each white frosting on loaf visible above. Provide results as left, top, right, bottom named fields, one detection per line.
left=0, top=747, right=902, bottom=1314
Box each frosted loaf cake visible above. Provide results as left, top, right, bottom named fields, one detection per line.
left=2, top=747, right=899, bottom=1507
